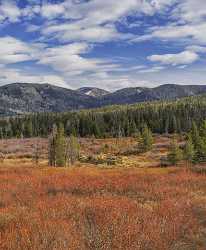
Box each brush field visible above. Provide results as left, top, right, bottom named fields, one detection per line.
left=0, top=136, right=206, bottom=249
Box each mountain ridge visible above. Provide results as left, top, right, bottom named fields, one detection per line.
left=0, top=82, right=206, bottom=115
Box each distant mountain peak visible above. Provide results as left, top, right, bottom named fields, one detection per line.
left=77, top=87, right=110, bottom=97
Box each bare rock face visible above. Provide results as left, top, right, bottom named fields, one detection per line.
left=0, top=83, right=206, bottom=116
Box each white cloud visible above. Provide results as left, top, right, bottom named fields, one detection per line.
left=0, top=36, right=122, bottom=88
left=41, top=3, right=65, bottom=19
left=0, top=36, right=38, bottom=64
left=186, top=45, right=206, bottom=53
left=151, top=23, right=206, bottom=44
left=0, top=0, right=206, bottom=91
left=138, top=66, right=166, bottom=73
left=40, top=0, right=175, bottom=43
left=0, top=1, right=21, bottom=23
left=172, top=0, right=206, bottom=23
left=0, top=66, right=67, bottom=88
left=42, top=23, right=126, bottom=43
left=37, top=42, right=119, bottom=77
left=148, top=51, right=199, bottom=66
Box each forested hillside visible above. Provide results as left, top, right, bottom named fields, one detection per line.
left=0, top=83, right=206, bottom=115
left=0, top=94, right=205, bottom=139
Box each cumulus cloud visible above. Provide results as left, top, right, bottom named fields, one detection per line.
left=148, top=51, right=199, bottom=66
left=0, top=1, right=21, bottom=23
left=0, top=66, right=67, bottom=88
left=37, top=42, right=119, bottom=77
left=145, top=23, right=206, bottom=45
left=186, top=45, right=206, bottom=53
left=0, top=36, right=39, bottom=65
left=0, top=0, right=205, bottom=90
left=132, top=0, right=206, bottom=47
left=33, top=0, right=177, bottom=43
left=172, top=0, right=206, bottom=23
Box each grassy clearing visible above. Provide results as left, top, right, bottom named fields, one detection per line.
left=0, top=135, right=173, bottom=169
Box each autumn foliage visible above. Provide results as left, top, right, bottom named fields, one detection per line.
left=0, top=166, right=206, bottom=249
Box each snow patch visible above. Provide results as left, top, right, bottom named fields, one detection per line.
left=85, top=90, right=93, bottom=96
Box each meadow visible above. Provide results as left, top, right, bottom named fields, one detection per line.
left=0, top=136, right=206, bottom=249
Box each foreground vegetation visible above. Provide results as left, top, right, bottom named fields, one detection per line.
left=1, top=165, right=206, bottom=249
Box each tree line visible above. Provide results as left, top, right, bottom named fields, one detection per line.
left=165, top=121, right=206, bottom=166
left=0, top=94, right=206, bottom=139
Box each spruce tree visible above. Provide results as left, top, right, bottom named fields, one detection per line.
left=48, top=124, right=57, bottom=166
left=194, top=138, right=206, bottom=163
left=167, top=137, right=182, bottom=165
left=55, top=124, right=67, bottom=167
left=190, top=122, right=200, bottom=149
left=33, top=138, right=40, bottom=165
left=184, top=134, right=195, bottom=164
left=139, top=124, right=153, bottom=152
left=200, top=120, right=206, bottom=138
left=66, top=135, right=80, bottom=165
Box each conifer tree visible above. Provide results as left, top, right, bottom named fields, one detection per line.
left=194, top=138, right=206, bottom=163
left=200, top=120, right=206, bottom=138
left=190, top=122, right=200, bottom=149
left=139, top=124, right=153, bottom=152
left=66, top=135, right=80, bottom=165
left=167, top=137, right=182, bottom=165
left=184, top=134, right=195, bottom=164
left=33, top=138, right=40, bottom=165
left=48, top=124, right=57, bottom=166
left=55, top=124, right=67, bottom=167
left=24, top=120, right=33, bottom=138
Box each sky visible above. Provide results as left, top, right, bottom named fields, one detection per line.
left=0, top=0, right=206, bottom=91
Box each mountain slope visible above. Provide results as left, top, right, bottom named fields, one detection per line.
left=0, top=83, right=97, bottom=115
left=99, top=84, right=206, bottom=106
left=0, top=83, right=206, bottom=115
left=77, top=87, right=110, bottom=97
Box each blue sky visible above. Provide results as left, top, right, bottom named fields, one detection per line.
left=0, top=0, right=206, bottom=90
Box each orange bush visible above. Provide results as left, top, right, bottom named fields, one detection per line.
left=0, top=166, right=205, bottom=249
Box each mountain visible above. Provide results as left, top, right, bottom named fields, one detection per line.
left=99, top=84, right=206, bottom=106
left=77, top=87, right=110, bottom=97
left=0, top=83, right=206, bottom=115
left=0, top=83, right=97, bottom=115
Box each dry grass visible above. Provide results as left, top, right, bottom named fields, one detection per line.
left=0, top=135, right=174, bottom=169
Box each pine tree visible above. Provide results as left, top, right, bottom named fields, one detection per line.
left=55, top=124, right=67, bottom=167
left=184, top=134, right=195, bottom=164
left=24, top=120, right=33, bottom=138
left=48, top=124, right=57, bottom=167
left=190, top=122, right=200, bottom=149
left=167, top=137, right=182, bottom=165
left=194, top=138, right=206, bottom=163
left=139, top=125, right=153, bottom=152
left=200, top=120, right=206, bottom=138
left=66, top=135, right=80, bottom=165
left=33, top=138, right=40, bottom=165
